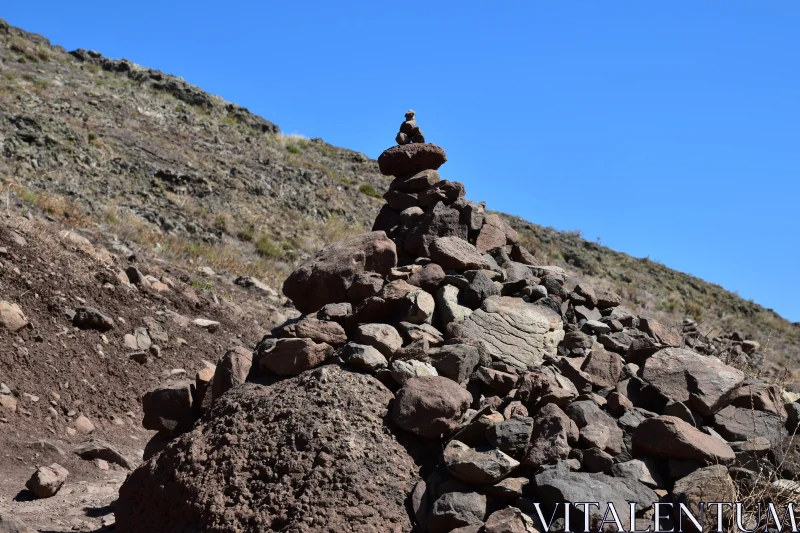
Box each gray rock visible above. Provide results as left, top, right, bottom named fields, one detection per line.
left=398, top=321, right=444, bottom=346
left=427, top=492, right=486, bottom=533
left=534, top=462, right=656, bottom=531
left=429, top=344, right=480, bottom=385
left=484, top=507, right=540, bottom=533
left=565, top=400, right=624, bottom=454
left=461, top=296, right=564, bottom=370
left=712, top=405, right=785, bottom=444
left=612, top=458, right=664, bottom=488
left=390, top=359, right=438, bottom=385
left=632, top=415, right=735, bottom=463
left=487, top=417, right=533, bottom=455
left=442, top=440, right=520, bottom=484
left=436, top=285, right=473, bottom=326
left=462, top=270, right=502, bottom=308
left=405, top=203, right=468, bottom=257
left=354, top=323, right=403, bottom=359
left=73, top=439, right=134, bottom=470
left=339, top=343, right=388, bottom=372
left=72, top=306, right=115, bottom=331
left=523, top=403, right=578, bottom=467
left=0, top=511, right=35, bottom=533
left=389, top=169, right=441, bottom=192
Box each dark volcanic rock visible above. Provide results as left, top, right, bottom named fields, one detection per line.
left=393, top=376, right=472, bottom=438
left=378, top=143, right=447, bottom=176
left=117, top=366, right=420, bottom=532
left=283, top=231, right=397, bottom=313
left=389, top=169, right=441, bottom=192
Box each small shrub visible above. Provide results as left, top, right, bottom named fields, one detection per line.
left=286, top=144, right=301, bottom=155
left=88, top=132, right=97, bottom=142
left=237, top=225, right=255, bottom=242
left=255, top=235, right=283, bottom=259
left=359, top=184, right=381, bottom=198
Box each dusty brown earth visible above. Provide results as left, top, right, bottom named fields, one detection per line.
left=0, top=211, right=294, bottom=531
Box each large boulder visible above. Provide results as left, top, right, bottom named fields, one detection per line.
left=430, top=237, right=490, bottom=270
left=632, top=415, right=735, bottom=464
left=378, top=143, right=447, bottom=176
left=641, top=348, right=744, bottom=416
left=283, top=231, right=397, bottom=313
left=117, top=366, right=420, bottom=532
left=141, top=380, right=194, bottom=437
left=405, top=203, right=468, bottom=258
left=393, top=376, right=472, bottom=438
left=461, top=296, right=563, bottom=370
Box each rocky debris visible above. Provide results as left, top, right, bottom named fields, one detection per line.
left=461, top=296, right=564, bottom=369
left=0, top=301, right=28, bottom=332
left=72, top=439, right=134, bottom=469
left=141, top=380, right=194, bottom=437
left=71, top=306, right=115, bottom=331
left=113, top=112, right=792, bottom=532
left=632, top=416, right=736, bottom=463
left=116, top=367, right=420, bottom=532
left=25, top=463, right=68, bottom=499
left=0, top=512, right=35, bottom=533
left=282, top=231, right=397, bottom=313
left=392, top=376, right=472, bottom=438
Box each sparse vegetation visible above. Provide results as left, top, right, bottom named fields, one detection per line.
left=359, top=183, right=381, bottom=198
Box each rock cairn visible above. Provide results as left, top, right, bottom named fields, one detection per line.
left=122, top=113, right=789, bottom=533
left=396, top=109, right=425, bottom=145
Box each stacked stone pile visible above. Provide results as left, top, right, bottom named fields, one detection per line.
left=120, top=113, right=789, bottom=533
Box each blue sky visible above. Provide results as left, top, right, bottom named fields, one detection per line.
left=3, top=3, right=799, bottom=322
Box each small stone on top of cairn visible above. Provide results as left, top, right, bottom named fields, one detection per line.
left=396, top=109, right=425, bottom=145
left=378, top=110, right=447, bottom=177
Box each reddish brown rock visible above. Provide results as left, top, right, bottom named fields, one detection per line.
left=277, top=317, right=347, bottom=348
left=632, top=415, right=735, bottom=463
left=475, top=214, right=507, bottom=253
left=259, top=338, right=334, bottom=377
left=392, top=376, right=472, bottom=438
left=283, top=231, right=397, bottom=313
left=378, top=143, right=447, bottom=176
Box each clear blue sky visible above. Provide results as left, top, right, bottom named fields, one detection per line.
left=4, top=3, right=799, bottom=322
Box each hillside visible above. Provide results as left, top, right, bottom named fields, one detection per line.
left=0, top=17, right=797, bottom=376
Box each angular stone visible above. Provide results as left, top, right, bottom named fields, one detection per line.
left=73, top=439, right=134, bottom=470
left=523, top=403, right=578, bottom=467
left=407, top=262, right=446, bottom=293
left=0, top=511, right=35, bottom=533
left=316, top=302, right=352, bottom=323
left=142, top=380, right=194, bottom=437
left=427, top=492, right=486, bottom=533
left=378, top=143, right=447, bottom=176
left=484, top=507, right=540, bottom=533
left=718, top=381, right=786, bottom=417
left=487, top=417, right=533, bottom=455
left=277, top=317, right=348, bottom=347
left=383, top=190, right=418, bottom=211
left=612, top=458, right=664, bottom=488
left=25, top=463, right=68, bottom=499
left=406, top=203, right=468, bottom=257
left=389, top=169, right=441, bottom=192
left=672, top=465, right=735, bottom=527
left=461, top=296, right=564, bottom=370
left=462, top=270, right=502, bottom=308
left=534, top=463, right=656, bottom=531
left=72, top=307, right=115, bottom=331
left=403, top=289, right=436, bottom=324
left=212, top=346, right=253, bottom=400
left=632, top=416, right=735, bottom=463
left=418, top=180, right=466, bottom=209
left=429, top=344, right=480, bottom=385
left=431, top=237, right=490, bottom=270
left=565, top=400, right=624, bottom=454
left=398, top=321, right=444, bottom=346
left=392, top=376, right=472, bottom=438
left=475, top=214, right=507, bottom=253
left=346, top=272, right=385, bottom=303
left=517, top=370, right=578, bottom=408
left=354, top=323, right=403, bottom=359
left=390, top=359, right=438, bottom=385
left=712, top=405, right=785, bottom=444
left=639, top=317, right=681, bottom=346
left=283, top=231, right=397, bottom=313
left=259, top=338, right=334, bottom=377
left=436, top=285, right=473, bottom=326
left=442, top=440, right=519, bottom=484
left=642, top=348, right=744, bottom=416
